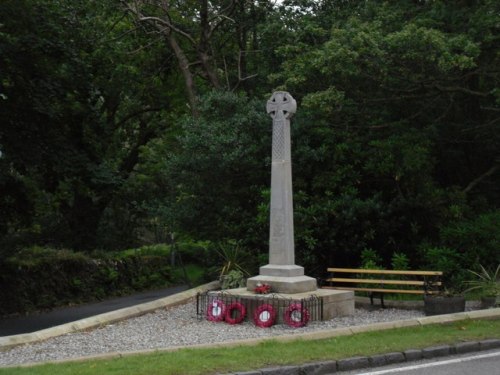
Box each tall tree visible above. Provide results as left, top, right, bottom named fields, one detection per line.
left=0, top=0, right=176, bottom=251
left=270, top=0, right=500, bottom=268
left=121, top=0, right=271, bottom=113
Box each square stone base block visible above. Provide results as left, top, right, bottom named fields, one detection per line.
left=210, top=287, right=354, bottom=321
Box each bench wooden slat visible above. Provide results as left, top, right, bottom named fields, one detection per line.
left=329, top=277, right=424, bottom=286
left=325, top=277, right=443, bottom=286
left=327, top=268, right=443, bottom=276
left=323, top=286, right=441, bottom=295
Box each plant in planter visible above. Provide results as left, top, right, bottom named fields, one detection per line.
left=421, top=246, right=467, bottom=316
left=464, top=264, right=499, bottom=309
left=220, top=269, right=246, bottom=290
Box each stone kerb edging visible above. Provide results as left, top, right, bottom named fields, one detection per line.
left=0, top=281, right=220, bottom=349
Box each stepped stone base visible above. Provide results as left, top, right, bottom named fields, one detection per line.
left=259, top=264, right=306, bottom=277
left=247, top=264, right=317, bottom=294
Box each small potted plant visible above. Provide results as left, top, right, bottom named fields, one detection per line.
left=423, top=272, right=467, bottom=316
left=464, top=264, right=499, bottom=309
left=421, top=247, right=467, bottom=316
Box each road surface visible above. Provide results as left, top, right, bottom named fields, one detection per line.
left=340, top=349, right=500, bottom=375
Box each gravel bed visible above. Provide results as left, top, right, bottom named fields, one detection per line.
left=0, top=301, right=426, bottom=367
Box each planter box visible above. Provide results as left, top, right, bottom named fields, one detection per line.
left=424, top=295, right=466, bottom=316
left=481, top=296, right=497, bottom=309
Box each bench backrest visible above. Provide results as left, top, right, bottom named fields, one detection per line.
left=327, top=268, right=443, bottom=276
left=325, top=267, right=443, bottom=295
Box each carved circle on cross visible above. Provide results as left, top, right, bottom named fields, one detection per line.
left=266, top=91, right=297, bottom=120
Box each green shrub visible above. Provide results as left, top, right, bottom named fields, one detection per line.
left=220, top=269, right=246, bottom=289
left=115, top=244, right=171, bottom=258
left=360, top=248, right=383, bottom=269
left=440, top=211, right=500, bottom=267
left=391, top=252, right=410, bottom=270
left=421, top=246, right=466, bottom=292
left=0, top=247, right=174, bottom=316
left=176, top=241, right=210, bottom=264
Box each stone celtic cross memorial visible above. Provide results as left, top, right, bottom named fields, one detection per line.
left=210, top=91, right=354, bottom=321
left=247, top=91, right=317, bottom=294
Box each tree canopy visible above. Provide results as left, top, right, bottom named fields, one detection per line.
left=1, top=0, right=498, bottom=280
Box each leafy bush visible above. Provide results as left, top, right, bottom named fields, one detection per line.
left=0, top=247, right=174, bottom=316
left=116, top=244, right=170, bottom=258
left=421, top=246, right=466, bottom=291
left=360, top=248, right=383, bottom=269
left=440, top=211, right=500, bottom=267
left=391, top=252, right=410, bottom=270
left=220, top=269, right=246, bottom=290
left=418, top=211, right=500, bottom=292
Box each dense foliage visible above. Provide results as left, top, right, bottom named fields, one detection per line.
left=0, top=246, right=175, bottom=315
left=1, top=0, right=499, bottom=300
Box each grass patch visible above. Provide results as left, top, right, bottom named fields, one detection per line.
left=1, top=319, right=499, bottom=375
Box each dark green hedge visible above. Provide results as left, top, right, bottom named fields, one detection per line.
left=0, top=247, right=172, bottom=316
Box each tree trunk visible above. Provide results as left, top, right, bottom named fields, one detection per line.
left=165, top=31, right=199, bottom=117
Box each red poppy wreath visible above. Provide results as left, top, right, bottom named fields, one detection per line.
left=253, top=304, right=276, bottom=328
left=283, top=303, right=310, bottom=328
left=206, top=299, right=226, bottom=322
left=224, top=301, right=247, bottom=324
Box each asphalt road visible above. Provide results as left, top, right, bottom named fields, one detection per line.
left=0, top=285, right=189, bottom=336
left=340, top=349, right=500, bottom=375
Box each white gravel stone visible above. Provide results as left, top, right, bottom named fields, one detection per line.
left=0, top=301, right=425, bottom=366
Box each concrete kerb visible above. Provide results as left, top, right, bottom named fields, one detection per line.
left=0, top=281, right=220, bottom=349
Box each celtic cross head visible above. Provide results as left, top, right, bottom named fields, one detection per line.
left=266, top=91, right=297, bottom=120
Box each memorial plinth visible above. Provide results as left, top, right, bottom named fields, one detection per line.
left=208, top=288, right=355, bottom=322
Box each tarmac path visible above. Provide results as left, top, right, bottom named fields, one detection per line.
left=0, top=285, right=189, bottom=336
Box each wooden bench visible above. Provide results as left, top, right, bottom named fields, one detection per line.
left=323, top=268, right=443, bottom=307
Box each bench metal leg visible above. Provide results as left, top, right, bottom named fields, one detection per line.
left=370, top=292, right=386, bottom=308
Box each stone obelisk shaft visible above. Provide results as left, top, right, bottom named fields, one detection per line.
left=268, top=92, right=295, bottom=265
left=247, top=91, right=316, bottom=293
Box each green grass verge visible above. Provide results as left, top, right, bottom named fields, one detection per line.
left=1, top=319, right=499, bottom=375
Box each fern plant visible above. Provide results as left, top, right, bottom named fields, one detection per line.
left=464, top=264, right=500, bottom=298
